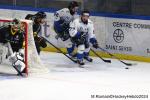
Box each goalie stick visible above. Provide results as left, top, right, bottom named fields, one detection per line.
left=90, top=48, right=111, bottom=63
left=98, top=46, right=135, bottom=66
left=42, top=36, right=77, bottom=63
left=12, top=64, right=24, bottom=76
left=0, top=56, right=2, bottom=64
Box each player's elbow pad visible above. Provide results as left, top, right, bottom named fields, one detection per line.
left=54, top=19, right=64, bottom=26
left=54, top=22, right=64, bottom=33
left=54, top=20, right=64, bottom=28
left=74, top=32, right=81, bottom=38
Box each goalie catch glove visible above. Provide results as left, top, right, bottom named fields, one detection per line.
left=90, top=38, right=99, bottom=49
left=9, top=52, right=25, bottom=72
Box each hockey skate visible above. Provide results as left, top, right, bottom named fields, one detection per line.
left=84, top=56, right=93, bottom=62
left=68, top=53, right=77, bottom=61
left=77, top=59, right=85, bottom=65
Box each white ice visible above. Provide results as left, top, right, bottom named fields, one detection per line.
left=0, top=51, right=150, bottom=100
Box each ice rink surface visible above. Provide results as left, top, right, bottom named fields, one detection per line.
left=0, top=51, right=150, bottom=100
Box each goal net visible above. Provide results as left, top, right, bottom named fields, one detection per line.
left=0, top=18, right=49, bottom=76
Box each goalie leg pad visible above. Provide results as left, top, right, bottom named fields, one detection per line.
left=9, top=52, right=25, bottom=72
left=13, top=60, right=25, bottom=72
left=0, top=43, right=9, bottom=64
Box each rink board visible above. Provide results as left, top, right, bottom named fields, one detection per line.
left=0, top=7, right=150, bottom=62
left=42, top=47, right=150, bottom=62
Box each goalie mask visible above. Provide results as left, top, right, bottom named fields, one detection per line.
left=35, top=11, right=47, bottom=24
left=11, top=18, right=22, bottom=35
left=35, top=11, right=46, bottom=19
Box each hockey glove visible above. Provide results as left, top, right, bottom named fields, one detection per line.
left=93, top=42, right=99, bottom=49
left=61, top=29, right=70, bottom=41
left=55, top=29, right=70, bottom=41
left=90, top=38, right=99, bottom=49
left=71, top=32, right=86, bottom=45
left=33, top=32, right=38, bottom=37
left=34, top=36, right=47, bottom=48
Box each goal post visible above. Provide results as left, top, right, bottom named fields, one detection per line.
left=0, top=18, right=49, bottom=76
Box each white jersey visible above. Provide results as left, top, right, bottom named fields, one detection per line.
left=54, top=8, right=76, bottom=25
left=69, top=18, right=95, bottom=39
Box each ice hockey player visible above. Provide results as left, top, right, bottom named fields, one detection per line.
left=0, top=18, right=25, bottom=73
left=25, top=11, right=47, bottom=54
left=53, top=1, right=79, bottom=57
left=69, top=10, right=99, bottom=65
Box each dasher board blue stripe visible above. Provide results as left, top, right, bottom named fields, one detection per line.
left=0, top=5, right=150, bottom=20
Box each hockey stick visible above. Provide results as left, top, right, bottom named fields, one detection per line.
left=90, top=48, right=111, bottom=63
left=0, top=56, right=2, bottom=64
left=42, top=36, right=77, bottom=63
left=98, top=46, right=134, bottom=66
left=12, top=64, right=23, bottom=76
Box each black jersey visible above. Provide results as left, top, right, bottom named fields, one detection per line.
left=25, top=14, right=41, bottom=35
left=0, top=25, right=24, bottom=52
left=25, top=13, right=47, bottom=54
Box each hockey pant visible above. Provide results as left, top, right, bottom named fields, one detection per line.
left=76, top=44, right=91, bottom=61
left=57, top=38, right=75, bottom=56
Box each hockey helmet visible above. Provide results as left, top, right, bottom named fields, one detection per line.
left=81, top=9, right=90, bottom=24
left=11, top=18, right=22, bottom=35
left=12, top=18, right=21, bottom=25
left=68, top=1, right=79, bottom=9
left=81, top=9, right=90, bottom=17
left=35, top=11, right=46, bottom=19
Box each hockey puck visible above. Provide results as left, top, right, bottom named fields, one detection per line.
left=125, top=67, right=129, bottom=69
